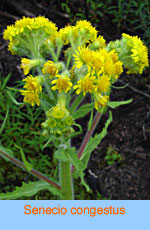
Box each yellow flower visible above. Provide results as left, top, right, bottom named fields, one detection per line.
left=20, top=75, right=42, bottom=106
left=122, top=33, right=149, bottom=74
left=20, top=58, right=42, bottom=75
left=22, top=75, right=42, bottom=93
left=73, top=46, right=92, bottom=68
left=8, top=41, right=16, bottom=55
left=131, top=36, right=149, bottom=71
left=103, top=59, right=114, bottom=76
left=15, top=17, right=33, bottom=32
left=75, top=20, right=97, bottom=42
left=109, top=50, right=119, bottom=63
left=90, top=35, right=106, bottom=50
left=74, top=73, right=96, bottom=96
left=94, top=93, right=109, bottom=110
left=59, top=25, right=73, bottom=45
left=96, top=75, right=110, bottom=93
left=90, top=51, right=103, bottom=72
left=3, top=25, right=16, bottom=41
left=114, top=61, right=123, bottom=76
left=20, top=90, right=40, bottom=106
left=42, top=61, right=58, bottom=77
left=51, top=75, right=72, bottom=93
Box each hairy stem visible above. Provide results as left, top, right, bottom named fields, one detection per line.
left=71, top=112, right=101, bottom=173
left=60, top=161, right=73, bottom=200
left=78, top=112, right=101, bottom=159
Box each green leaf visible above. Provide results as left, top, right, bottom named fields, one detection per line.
left=0, top=146, right=13, bottom=162
left=112, top=83, right=129, bottom=89
left=107, top=99, right=132, bottom=109
left=70, top=94, right=83, bottom=114
left=0, top=180, right=61, bottom=200
left=81, top=111, right=112, bottom=169
left=54, top=148, right=69, bottom=162
left=6, top=91, right=24, bottom=105
left=88, top=110, right=93, bottom=130
left=2, top=73, right=11, bottom=89
left=40, top=99, right=50, bottom=113
left=0, top=106, right=9, bottom=135
left=15, top=144, right=32, bottom=172
left=73, top=103, right=94, bottom=120
left=65, top=148, right=90, bottom=191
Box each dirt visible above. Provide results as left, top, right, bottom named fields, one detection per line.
left=0, top=0, right=150, bottom=200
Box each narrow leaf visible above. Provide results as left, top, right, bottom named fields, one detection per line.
left=88, top=110, right=93, bottom=130
left=15, top=144, right=32, bottom=172
left=6, top=91, right=24, bottom=105
left=0, top=106, right=9, bottom=135
left=107, top=99, right=132, bottom=109
left=112, top=83, right=129, bottom=89
left=73, top=103, right=94, bottom=120
left=81, top=111, right=112, bottom=169
left=2, top=73, right=11, bottom=88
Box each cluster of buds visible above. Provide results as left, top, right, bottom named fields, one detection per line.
left=41, top=96, right=74, bottom=143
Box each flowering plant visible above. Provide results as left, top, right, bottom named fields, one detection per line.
left=0, top=16, right=148, bottom=200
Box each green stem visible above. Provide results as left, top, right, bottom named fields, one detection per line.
left=60, top=140, right=73, bottom=200
left=60, top=160, right=73, bottom=200
left=56, top=45, right=62, bottom=61
left=49, top=48, right=57, bottom=62
left=66, top=52, right=72, bottom=69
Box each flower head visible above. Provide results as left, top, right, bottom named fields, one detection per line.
left=20, top=75, right=42, bottom=106
left=90, top=35, right=106, bottom=50
left=94, top=93, right=109, bottom=110
left=20, top=58, right=42, bottom=75
left=59, top=26, right=74, bottom=45
left=74, top=46, right=92, bottom=68
left=74, top=73, right=96, bottom=96
left=42, top=61, right=58, bottom=77
left=22, top=75, right=42, bottom=93
left=122, top=33, right=148, bottom=74
left=96, top=74, right=110, bottom=93
left=3, top=25, right=16, bottom=41
left=75, top=20, right=97, bottom=42
left=51, top=74, right=72, bottom=93
left=20, top=90, right=40, bottom=106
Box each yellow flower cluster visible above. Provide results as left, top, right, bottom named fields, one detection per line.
left=3, top=16, right=58, bottom=41
left=59, top=20, right=97, bottom=45
left=3, top=16, right=58, bottom=55
left=3, top=17, right=148, bottom=111
left=123, top=33, right=148, bottom=74
left=73, top=46, right=123, bottom=109
left=107, top=33, right=148, bottom=74
left=20, top=75, right=42, bottom=106
left=73, top=47, right=123, bottom=78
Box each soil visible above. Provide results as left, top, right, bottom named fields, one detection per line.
left=0, top=0, right=150, bottom=200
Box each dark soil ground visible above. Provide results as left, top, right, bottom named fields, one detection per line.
left=0, top=0, right=150, bottom=199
